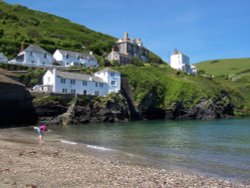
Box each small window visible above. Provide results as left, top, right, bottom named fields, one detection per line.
left=83, top=90, right=87, bottom=95
left=111, top=81, right=115, bottom=85
left=44, top=53, right=47, bottom=58
left=62, top=89, right=67, bottom=93
left=61, top=78, right=66, bottom=84
left=95, top=91, right=99, bottom=96
left=71, top=89, right=76, bottom=94
left=42, top=62, right=45, bottom=65
left=70, top=80, right=75, bottom=85
left=82, top=81, right=87, bottom=86
left=30, top=51, right=33, bottom=56
left=110, top=72, right=115, bottom=77
left=95, top=82, right=98, bottom=87
left=31, top=61, right=35, bottom=64
left=66, top=54, right=69, bottom=59
left=99, top=83, right=104, bottom=87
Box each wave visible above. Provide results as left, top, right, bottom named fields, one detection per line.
left=86, top=144, right=113, bottom=151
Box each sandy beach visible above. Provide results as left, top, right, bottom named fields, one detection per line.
left=0, top=128, right=249, bottom=188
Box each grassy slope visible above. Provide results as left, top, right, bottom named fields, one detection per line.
left=114, top=64, right=228, bottom=109
left=196, top=58, right=250, bottom=76
left=196, top=58, right=250, bottom=113
left=0, top=1, right=116, bottom=59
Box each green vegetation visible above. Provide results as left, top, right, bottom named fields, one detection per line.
left=114, top=64, right=227, bottom=109
left=33, top=95, right=65, bottom=106
left=197, top=58, right=250, bottom=115
left=196, top=58, right=250, bottom=77
left=0, top=1, right=115, bottom=60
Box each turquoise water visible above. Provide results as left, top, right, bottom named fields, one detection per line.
left=48, top=118, right=250, bottom=181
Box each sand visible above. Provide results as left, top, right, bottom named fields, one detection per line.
left=0, top=128, right=249, bottom=188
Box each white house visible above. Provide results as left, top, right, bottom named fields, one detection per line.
left=94, top=68, right=121, bottom=94
left=53, top=49, right=98, bottom=68
left=170, top=49, right=197, bottom=75
left=9, top=44, right=54, bottom=67
left=0, top=52, right=8, bottom=63
left=36, top=68, right=121, bottom=96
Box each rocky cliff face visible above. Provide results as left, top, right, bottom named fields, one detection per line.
left=0, top=82, right=37, bottom=127
left=139, top=90, right=234, bottom=120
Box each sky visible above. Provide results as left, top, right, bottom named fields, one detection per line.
left=4, top=0, right=250, bottom=64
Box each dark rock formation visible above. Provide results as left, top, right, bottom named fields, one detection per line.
left=63, top=96, right=130, bottom=125
left=34, top=103, right=67, bottom=117
left=0, top=81, right=37, bottom=127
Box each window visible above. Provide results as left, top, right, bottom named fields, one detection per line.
left=66, top=54, right=69, bottom=59
left=83, top=90, right=87, bottom=95
left=82, top=81, right=87, bottom=86
left=30, top=51, right=33, bottom=56
left=61, top=78, right=66, bottom=84
left=99, top=83, right=104, bottom=87
left=42, top=62, right=45, bottom=65
left=71, top=89, right=76, bottom=94
left=110, top=72, right=115, bottom=77
left=95, top=91, right=99, bottom=96
left=44, top=53, right=47, bottom=58
left=111, top=81, right=115, bottom=85
left=95, top=82, right=98, bottom=87
left=62, top=89, right=67, bottom=93
left=70, top=80, right=75, bottom=85
left=77, top=56, right=80, bottom=60
left=31, top=61, right=35, bottom=64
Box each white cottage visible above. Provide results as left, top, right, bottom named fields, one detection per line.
left=94, top=68, right=121, bottom=94
left=9, top=44, right=54, bottom=67
left=37, top=68, right=121, bottom=96
left=53, top=49, right=98, bottom=68
left=0, top=52, right=8, bottom=63
left=170, top=49, right=197, bottom=75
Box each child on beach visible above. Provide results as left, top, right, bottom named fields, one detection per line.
left=33, top=123, right=48, bottom=144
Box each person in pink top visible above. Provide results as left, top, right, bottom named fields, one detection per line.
left=33, top=123, right=48, bottom=144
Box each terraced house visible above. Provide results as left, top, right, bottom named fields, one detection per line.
left=35, top=68, right=121, bottom=96
left=53, top=49, right=98, bottom=68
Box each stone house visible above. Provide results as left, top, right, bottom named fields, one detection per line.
left=106, top=32, right=149, bottom=64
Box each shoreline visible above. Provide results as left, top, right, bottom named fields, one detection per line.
left=0, top=129, right=249, bottom=188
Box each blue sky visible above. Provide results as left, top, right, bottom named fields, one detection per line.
left=5, top=0, right=250, bottom=63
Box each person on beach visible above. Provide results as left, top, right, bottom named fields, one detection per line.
left=33, top=123, right=48, bottom=144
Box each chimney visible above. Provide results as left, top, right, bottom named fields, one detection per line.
left=20, top=42, right=24, bottom=52
left=123, top=32, right=129, bottom=40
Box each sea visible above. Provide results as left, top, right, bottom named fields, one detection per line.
left=22, top=118, right=250, bottom=182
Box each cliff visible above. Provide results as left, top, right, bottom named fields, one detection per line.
left=0, top=75, right=37, bottom=127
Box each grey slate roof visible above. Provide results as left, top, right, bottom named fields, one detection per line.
left=25, top=44, right=51, bottom=55
left=57, top=49, right=96, bottom=60
left=56, top=70, right=105, bottom=83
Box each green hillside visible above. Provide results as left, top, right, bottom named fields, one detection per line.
left=196, top=58, right=250, bottom=114
left=0, top=1, right=115, bottom=59
left=196, top=58, right=250, bottom=76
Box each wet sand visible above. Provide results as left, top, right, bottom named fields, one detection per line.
left=0, top=128, right=249, bottom=188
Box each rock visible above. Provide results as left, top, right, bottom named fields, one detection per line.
left=0, top=82, right=37, bottom=127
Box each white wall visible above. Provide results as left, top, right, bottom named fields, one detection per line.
left=53, top=50, right=99, bottom=68
left=23, top=50, right=54, bottom=66
left=95, top=70, right=121, bottom=94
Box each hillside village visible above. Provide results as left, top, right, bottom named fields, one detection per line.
left=0, top=32, right=197, bottom=97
